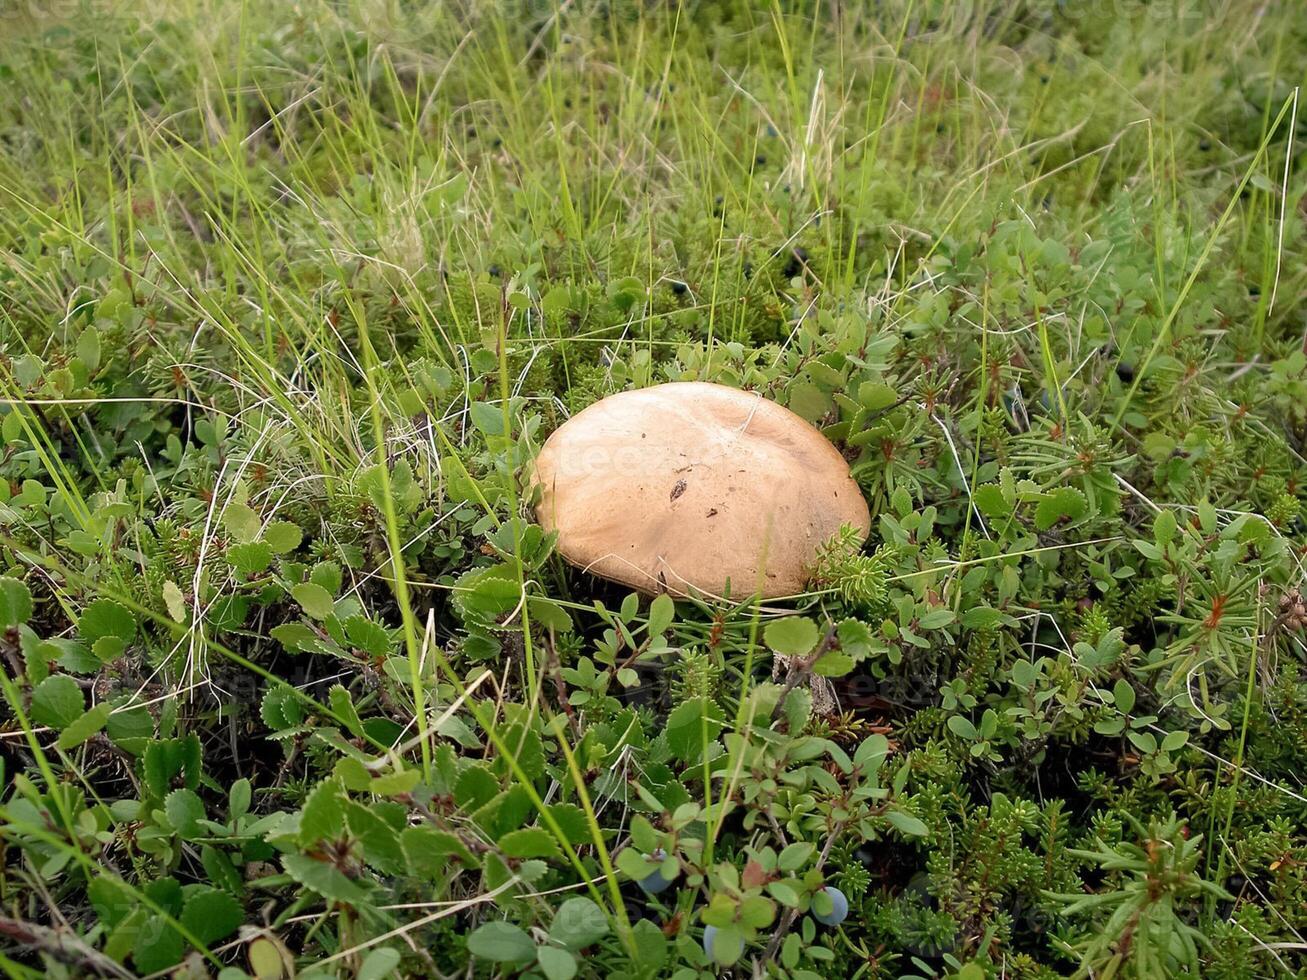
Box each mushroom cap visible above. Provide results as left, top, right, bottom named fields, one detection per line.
left=530, top=381, right=870, bottom=599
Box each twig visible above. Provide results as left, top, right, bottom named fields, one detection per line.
left=759, top=823, right=846, bottom=966
left=0, top=914, right=137, bottom=979
left=768, top=624, right=838, bottom=723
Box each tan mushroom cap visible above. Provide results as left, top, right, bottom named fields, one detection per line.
left=530, top=381, right=870, bottom=599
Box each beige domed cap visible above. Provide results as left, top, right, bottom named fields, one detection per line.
left=530, top=382, right=870, bottom=600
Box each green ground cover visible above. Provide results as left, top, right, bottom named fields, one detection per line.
left=0, top=1, right=1305, bottom=977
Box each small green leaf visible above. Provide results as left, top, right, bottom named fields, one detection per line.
left=647, top=593, right=675, bottom=635
left=162, top=581, right=187, bottom=623
left=328, top=685, right=364, bottom=736
left=263, top=521, right=303, bottom=554
left=857, top=381, right=898, bottom=411
left=947, top=715, right=977, bottom=740
left=310, top=561, right=343, bottom=594
left=884, top=809, right=929, bottom=837
left=973, top=483, right=1011, bottom=518
left=270, top=623, right=317, bottom=653
left=961, top=606, right=1008, bottom=630
left=106, top=704, right=154, bottom=752
left=764, top=616, right=820, bottom=656
left=77, top=326, right=102, bottom=372
left=247, top=937, right=284, bottom=979
left=500, top=827, right=561, bottom=859
left=180, top=888, right=243, bottom=945
left=549, top=897, right=608, bottom=950
left=632, top=919, right=668, bottom=969
left=133, top=915, right=184, bottom=974
left=31, top=675, right=85, bottom=729
left=1197, top=499, right=1218, bottom=533
left=230, top=778, right=252, bottom=819
left=222, top=503, right=262, bottom=544
left=142, top=734, right=202, bottom=796
left=918, top=608, right=956, bottom=630
left=452, top=564, right=521, bottom=625
left=1128, top=731, right=1157, bottom=754
left=401, top=826, right=476, bottom=875
left=227, top=541, right=273, bottom=575
left=745, top=887, right=784, bottom=920
left=357, top=947, right=401, bottom=980
left=708, top=922, right=745, bottom=965
left=536, top=946, right=577, bottom=980
left=468, top=401, right=507, bottom=438
left=344, top=616, right=390, bottom=656
left=466, top=921, right=534, bottom=963
left=164, top=788, right=206, bottom=840
left=788, top=381, right=832, bottom=421
left=768, top=881, right=800, bottom=906
left=0, top=577, right=33, bottom=627
left=1113, top=679, right=1136, bottom=715
left=1161, top=730, right=1189, bottom=752
left=56, top=702, right=111, bottom=750
left=260, top=684, right=304, bottom=730
left=665, top=697, right=725, bottom=762
left=1, top=408, right=24, bottom=443
left=79, top=598, right=136, bottom=646
left=91, top=635, right=126, bottom=663
left=778, top=841, right=815, bottom=872
left=1153, top=509, right=1177, bottom=546
left=299, top=778, right=346, bottom=845
left=1034, top=487, right=1087, bottom=531
left=282, top=853, right=368, bottom=904
left=344, top=801, right=405, bottom=874
left=291, top=583, right=334, bottom=619
left=371, top=768, right=421, bottom=796
left=811, top=650, right=855, bottom=677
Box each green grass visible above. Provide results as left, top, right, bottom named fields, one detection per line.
left=1, top=1, right=1306, bottom=978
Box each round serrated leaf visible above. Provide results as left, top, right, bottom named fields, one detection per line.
left=764, top=616, right=820, bottom=656
left=181, top=887, right=243, bottom=945
left=79, top=598, right=136, bottom=645
left=31, top=675, right=85, bottom=729
left=77, top=326, right=101, bottom=372
left=134, top=915, right=185, bottom=974
left=263, top=520, right=303, bottom=554
left=0, top=577, right=32, bottom=627
left=500, top=827, right=561, bottom=859
left=107, top=703, right=154, bottom=751
left=56, top=703, right=111, bottom=750
left=665, top=697, right=725, bottom=762
left=222, top=503, right=262, bottom=544
left=812, top=650, right=854, bottom=677
left=291, top=582, right=334, bottom=619
left=226, top=541, right=273, bottom=575
left=165, top=788, right=206, bottom=840
left=973, top=483, right=1010, bottom=518
left=1034, top=487, right=1087, bottom=531
left=282, top=853, right=368, bottom=904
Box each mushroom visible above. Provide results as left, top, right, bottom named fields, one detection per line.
left=530, top=381, right=870, bottom=600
